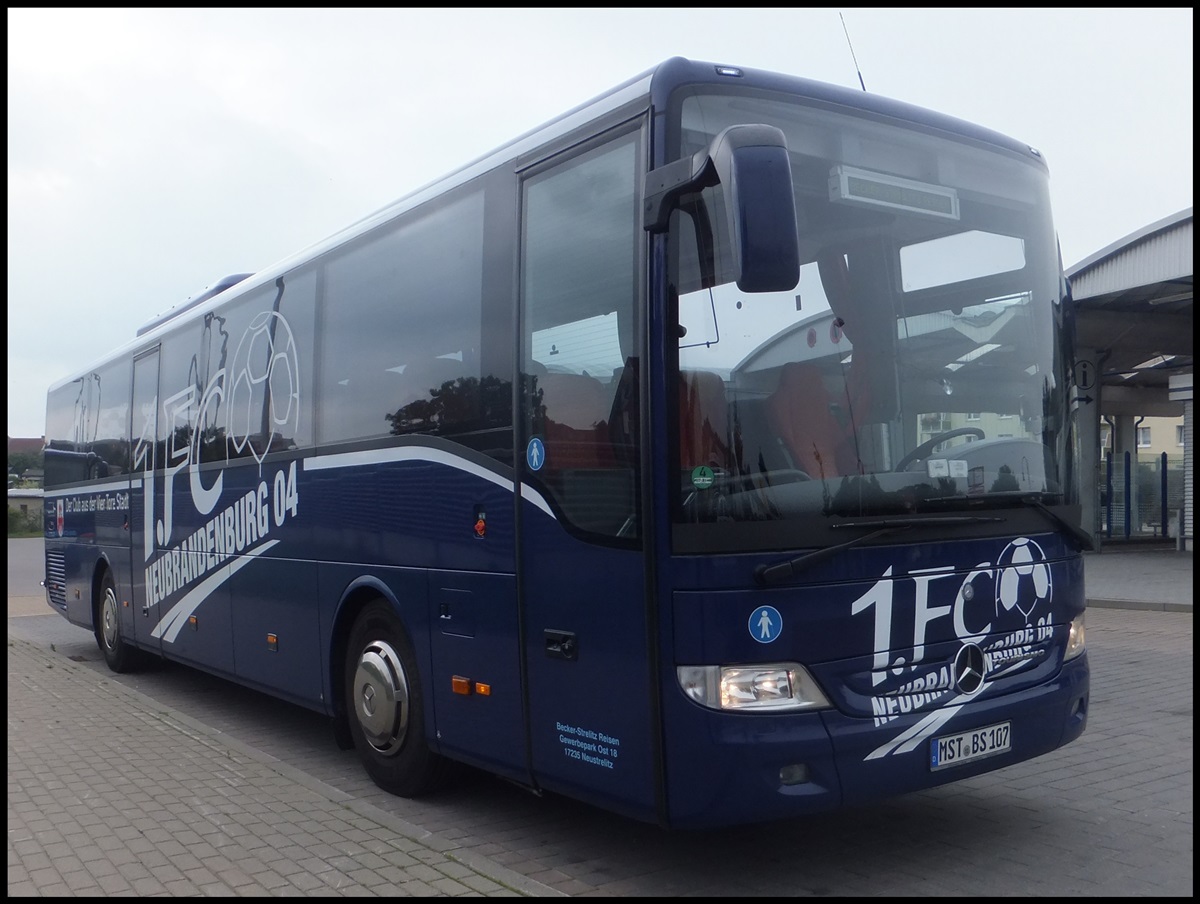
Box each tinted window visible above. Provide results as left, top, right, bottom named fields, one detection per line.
left=44, top=381, right=86, bottom=488
left=317, top=189, right=487, bottom=444
left=90, top=361, right=131, bottom=477
left=520, top=132, right=641, bottom=539
left=43, top=363, right=130, bottom=486
left=157, top=274, right=315, bottom=468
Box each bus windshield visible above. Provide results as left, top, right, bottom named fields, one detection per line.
left=668, top=89, right=1069, bottom=549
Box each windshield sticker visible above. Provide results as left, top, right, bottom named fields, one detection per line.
left=691, top=465, right=715, bottom=490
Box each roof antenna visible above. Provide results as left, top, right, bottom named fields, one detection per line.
left=839, top=12, right=867, bottom=92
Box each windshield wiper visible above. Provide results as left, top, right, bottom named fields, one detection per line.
left=754, top=525, right=907, bottom=586
left=1021, top=495, right=1096, bottom=551
left=753, top=514, right=1006, bottom=587
left=924, top=492, right=1095, bottom=551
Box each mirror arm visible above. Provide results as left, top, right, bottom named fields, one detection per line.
left=643, top=149, right=715, bottom=233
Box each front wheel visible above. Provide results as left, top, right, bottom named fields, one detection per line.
left=95, top=570, right=142, bottom=673
left=344, top=599, right=451, bottom=797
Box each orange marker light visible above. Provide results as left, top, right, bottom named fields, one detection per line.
left=451, top=675, right=472, bottom=695
left=475, top=682, right=492, bottom=696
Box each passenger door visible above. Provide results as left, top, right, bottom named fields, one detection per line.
left=516, top=125, right=660, bottom=822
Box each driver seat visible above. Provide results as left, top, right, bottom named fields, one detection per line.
left=766, top=363, right=855, bottom=479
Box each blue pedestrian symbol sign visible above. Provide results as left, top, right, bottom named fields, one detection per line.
left=749, top=605, right=783, bottom=644
left=526, top=437, right=546, bottom=471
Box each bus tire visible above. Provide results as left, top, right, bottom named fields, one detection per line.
left=96, top=570, right=141, bottom=673
left=344, top=599, right=450, bottom=797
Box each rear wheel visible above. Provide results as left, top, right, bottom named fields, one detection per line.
left=96, top=570, right=141, bottom=673
left=344, top=599, right=450, bottom=796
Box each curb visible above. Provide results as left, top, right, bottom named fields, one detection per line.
left=1086, top=598, right=1193, bottom=614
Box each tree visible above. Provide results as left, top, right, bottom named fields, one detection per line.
left=7, top=506, right=42, bottom=536
left=7, top=449, right=43, bottom=478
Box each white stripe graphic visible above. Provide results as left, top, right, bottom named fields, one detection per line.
left=865, top=654, right=1038, bottom=759
left=865, top=701, right=966, bottom=760
left=152, top=539, right=279, bottom=642
left=302, top=446, right=555, bottom=518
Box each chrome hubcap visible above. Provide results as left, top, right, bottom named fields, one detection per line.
left=101, top=587, right=120, bottom=650
left=353, top=640, right=409, bottom=755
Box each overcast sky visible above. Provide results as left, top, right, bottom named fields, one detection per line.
left=7, top=7, right=1193, bottom=438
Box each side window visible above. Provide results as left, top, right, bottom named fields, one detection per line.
left=317, top=189, right=486, bottom=445
left=520, top=131, right=640, bottom=539
left=90, top=361, right=132, bottom=477
left=42, top=366, right=131, bottom=486
left=157, top=275, right=315, bottom=470
left=219, top=274, right=315, bottom=462
left=44, top=380, right=90, bottom=488
left=157, top=326, right=199, bottom=478
left=131, top=350, right=159, bottom=478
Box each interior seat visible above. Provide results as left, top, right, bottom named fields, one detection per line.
left=765, top=362, right=855, bottom=478
left=679, top=369, right=730, bottom=471
left=537, top=370, right=613, bottom=469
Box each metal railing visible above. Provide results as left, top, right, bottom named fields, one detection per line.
left=1101, top=451, right=1188, bottom=541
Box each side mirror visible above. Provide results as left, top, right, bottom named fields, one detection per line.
left=644, top=124, right=799, bottom=293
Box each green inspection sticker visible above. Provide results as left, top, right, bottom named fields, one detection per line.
left=691, top=465, right=715, bottom=490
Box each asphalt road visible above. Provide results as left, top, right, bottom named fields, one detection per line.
left=8, top=537, right=1193, bottom=896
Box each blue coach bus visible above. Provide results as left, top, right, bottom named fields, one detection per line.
left=43, top=57, right=1090, bottom=828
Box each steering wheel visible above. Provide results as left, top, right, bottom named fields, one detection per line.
left=894, top=427, right=985, bottom=472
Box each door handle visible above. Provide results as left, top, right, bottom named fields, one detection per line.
left=544, top=629, right=578, bottom=661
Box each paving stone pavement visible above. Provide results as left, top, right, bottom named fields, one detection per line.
left=6, top=636, right=561, bottom=897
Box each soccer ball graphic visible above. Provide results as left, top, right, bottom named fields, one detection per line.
left=994, top=537, right=1052, bottom=619
left=228, top=311, right=300, bottom=465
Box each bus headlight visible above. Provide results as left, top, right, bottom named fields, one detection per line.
left=1064, top=612, right=1086, bottom=662
left=677, top=663, right=831, bottom=712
